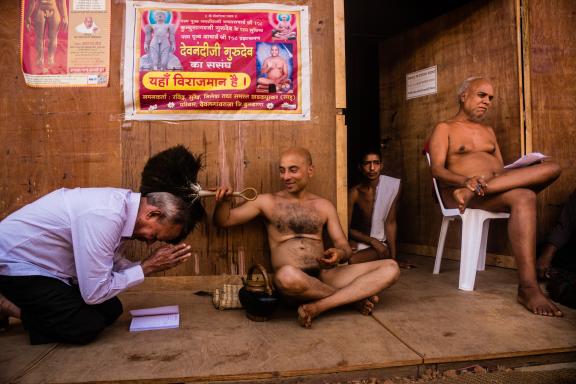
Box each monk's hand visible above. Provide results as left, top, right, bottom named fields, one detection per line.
left=370, top=238, right=389, bottom=258
left=318, top=248, right=343, bottom=268
left=464, top=176, right=487, bottom=196
left=214, top=186, right=234, bottom=202
left=141, top=243, right=192, bottom=276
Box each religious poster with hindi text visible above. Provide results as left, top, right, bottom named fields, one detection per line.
left=20, top=0, right=111, bottom=87
left=123, top=1, right=310, bottom=120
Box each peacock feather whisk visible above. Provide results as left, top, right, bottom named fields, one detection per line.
left=140, top=145, right=257, bottom=232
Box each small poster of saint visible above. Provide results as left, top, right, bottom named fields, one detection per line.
left=20, top=0, right=111, bottom=87
left=123, top=1, right=310, bottom=120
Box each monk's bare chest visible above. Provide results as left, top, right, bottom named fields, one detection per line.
left=268, top=201, right=324, bottom=235
left=448, top=125, right=496, bottom=155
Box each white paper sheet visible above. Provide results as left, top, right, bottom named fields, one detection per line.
left=504, top=152, right=549, bottom=169
left=129, top=305, right=180, bottom=332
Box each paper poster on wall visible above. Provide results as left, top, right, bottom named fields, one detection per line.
left=123, top=1, right=310, bottom=121
left=20, top=0, right=111, bottom=88
left=406, top=66, right=437, bottom=100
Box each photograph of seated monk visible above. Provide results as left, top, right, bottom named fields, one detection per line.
left=348, top=148, right=401, bottom=265
left=256, top=43, right=291, bottom=94
left=213, top=147, right=400, bottom=328
left=427, top=76, right=563, bottom=317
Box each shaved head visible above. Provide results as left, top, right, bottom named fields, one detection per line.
left=280, top=147, right=313, bottom=165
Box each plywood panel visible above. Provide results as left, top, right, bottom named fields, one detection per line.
left=121, top=0, right=339, bottom=275
left=15, top=281, right=420, bottom=383
left=0, top=0, right=122, bottom=218
left=0, top=322, right=56, bottom=384
left=527, top=0, right=576, bottom=238
left=379, top=0, right=520, bottom=258
left=372, top=255, right=576, bottom=364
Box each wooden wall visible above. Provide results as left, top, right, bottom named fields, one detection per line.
left=527, top=0, right=576, bottom=238
left=379, top=0, right=576, bottom=266
left=0, top=0, right=339, bottom=276
left=379, top=0, right=522, bottom=266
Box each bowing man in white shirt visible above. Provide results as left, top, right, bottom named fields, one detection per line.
left=0, top=188, right=200, bottom=344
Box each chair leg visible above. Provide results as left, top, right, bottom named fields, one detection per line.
left=433, top=217, right=452, bottom=274
left=477, top=219, right=491, bottom=271
left=458, top=212, right=484, bottom=291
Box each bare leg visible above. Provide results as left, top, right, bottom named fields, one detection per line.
left=471, top=189, right=562, bottom=317
left=32, top=10, right=46, bottom=66
left=297, top=260, right=400, bottom=328
left=273, top=265, right=336, bottom=301
left=451, top=161, right=561, bottom=213
left=45, top=10, right=61, bottom=66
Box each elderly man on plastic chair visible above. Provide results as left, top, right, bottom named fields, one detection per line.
left=427, top=76, right=562, bottom=317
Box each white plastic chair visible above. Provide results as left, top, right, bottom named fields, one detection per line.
left=425, top=153, right=510, bottom=291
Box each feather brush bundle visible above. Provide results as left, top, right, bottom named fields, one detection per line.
left=140, top=145, right=206, bottom=234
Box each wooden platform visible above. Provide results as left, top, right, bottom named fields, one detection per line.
left=2, top=255, right=576, bottom=384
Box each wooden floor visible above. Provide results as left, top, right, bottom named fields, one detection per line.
left=2, top=255, right=576, bottom=384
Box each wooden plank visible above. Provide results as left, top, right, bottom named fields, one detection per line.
left=0, top=321, right=57, bottom=384
left=16, top=281, right=420, bottom=383
left=372, top=254, right=576, bottom=364
left=526, top=0, right=576, bottom=238
left=336, top=113, right=348, bottom=235
left=333, top=0, right=346, bottom=109
left=520, top=0, right=533, bottom=153
left=379, top=0, right=521, bottom=259
left=516, top=0, right=526, bottom=155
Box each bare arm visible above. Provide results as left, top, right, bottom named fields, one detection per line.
left=213, top=187, right=264, bottom=227
left=26, top=0, right=37, bottom=30
left=57, top=0, right=68, bottom=29
left=144, top=25, right=152, bottom=51
left=261, top=58, right=271, bottom=75
left=279, top=60, right=289, bottom=82
left=429, top=122, right=468, bottom=187
left=347, top=186, right=373, bottom=243
left=322, top=200, right=352, bottom=265
left=489, top=127, right=505, bottom=165
left=169, top=25, right=176, bottom=51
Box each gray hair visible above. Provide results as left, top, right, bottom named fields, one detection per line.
left=457, top=76, right=485, bottom=104
left=145, top=192, right=189, bottom=226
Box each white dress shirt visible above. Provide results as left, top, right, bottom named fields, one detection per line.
left=0, top=188, right=144, bottom=304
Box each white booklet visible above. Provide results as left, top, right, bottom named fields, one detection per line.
left=129, top=305, right=179, bottom=332
left=504, top=152, right=549, bottom=169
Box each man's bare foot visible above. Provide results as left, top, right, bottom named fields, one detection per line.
left=298, top=304, right=316, bottom=329
left=453, top=188, right=474, bottom=213
left=398, top=261, right=416, bottom=269
left=355, top=295, right=379, bottom=315
left=517, top=285, right=563, bottom=317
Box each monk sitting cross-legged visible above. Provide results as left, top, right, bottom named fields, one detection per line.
left=213, top=147, right=400, bottom=328
left=427, top=77, right=562, bottom=317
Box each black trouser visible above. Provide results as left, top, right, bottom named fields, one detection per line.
left=0, top=275, right=123, bottom=345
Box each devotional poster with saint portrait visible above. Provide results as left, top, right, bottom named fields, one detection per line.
left=123, top=1, right=310, bottom=120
